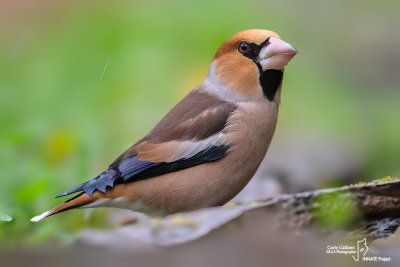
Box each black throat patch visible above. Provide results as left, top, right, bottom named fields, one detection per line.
left=257, top=67, right=283, bottom=102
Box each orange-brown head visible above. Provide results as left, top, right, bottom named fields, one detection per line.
left=206, top=29, right=297, bottom=101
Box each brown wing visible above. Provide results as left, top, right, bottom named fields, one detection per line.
left=112, top=88, right=237, bottom=164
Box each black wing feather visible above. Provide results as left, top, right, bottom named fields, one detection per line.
left=56, top=145, right=229, bottom=199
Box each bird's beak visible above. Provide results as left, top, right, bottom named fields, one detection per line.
left=258, top=36, right=298, bottom=71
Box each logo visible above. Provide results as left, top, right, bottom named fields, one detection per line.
left=352, top=238, right=368, bottom=261
left=326, top=238, right=390, bottom=262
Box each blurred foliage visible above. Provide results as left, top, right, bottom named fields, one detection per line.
left=0, top=0, right=399, bottom=245
left=313, top=192, right=359, bottom=229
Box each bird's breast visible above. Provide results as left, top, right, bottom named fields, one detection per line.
left=217, top=99, right=280, bottom=195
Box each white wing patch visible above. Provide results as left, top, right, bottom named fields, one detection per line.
left=135, top=132, right=229, bottom=163
left=166, top=132, right=226, bottom=162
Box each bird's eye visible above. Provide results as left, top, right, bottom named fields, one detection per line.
left=238, top=42, right=250, bottom=54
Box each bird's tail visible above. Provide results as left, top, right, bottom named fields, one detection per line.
left=30, top=193, right=95, bottom=222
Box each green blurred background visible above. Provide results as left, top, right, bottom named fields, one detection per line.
left=0, top=0, right=399, bottom=245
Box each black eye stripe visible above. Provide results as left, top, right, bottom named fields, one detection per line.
left=238, top=37, right=270, bottom=62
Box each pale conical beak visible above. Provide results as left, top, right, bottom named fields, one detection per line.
left=258, top=36, right=298, bottom=71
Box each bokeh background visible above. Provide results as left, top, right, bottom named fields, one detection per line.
left=0, top=0, right=399, bottom=247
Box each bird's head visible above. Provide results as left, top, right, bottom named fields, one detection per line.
left=206, top=29, right=297, bottom=102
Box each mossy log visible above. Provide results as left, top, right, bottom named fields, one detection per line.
left=77, top=178, right=400, bottom=248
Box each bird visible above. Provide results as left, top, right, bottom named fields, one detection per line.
left=31, top=29, right=297, bottom=222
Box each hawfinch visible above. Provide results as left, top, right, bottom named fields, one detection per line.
left=31, top=29, right=297, bottom=222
